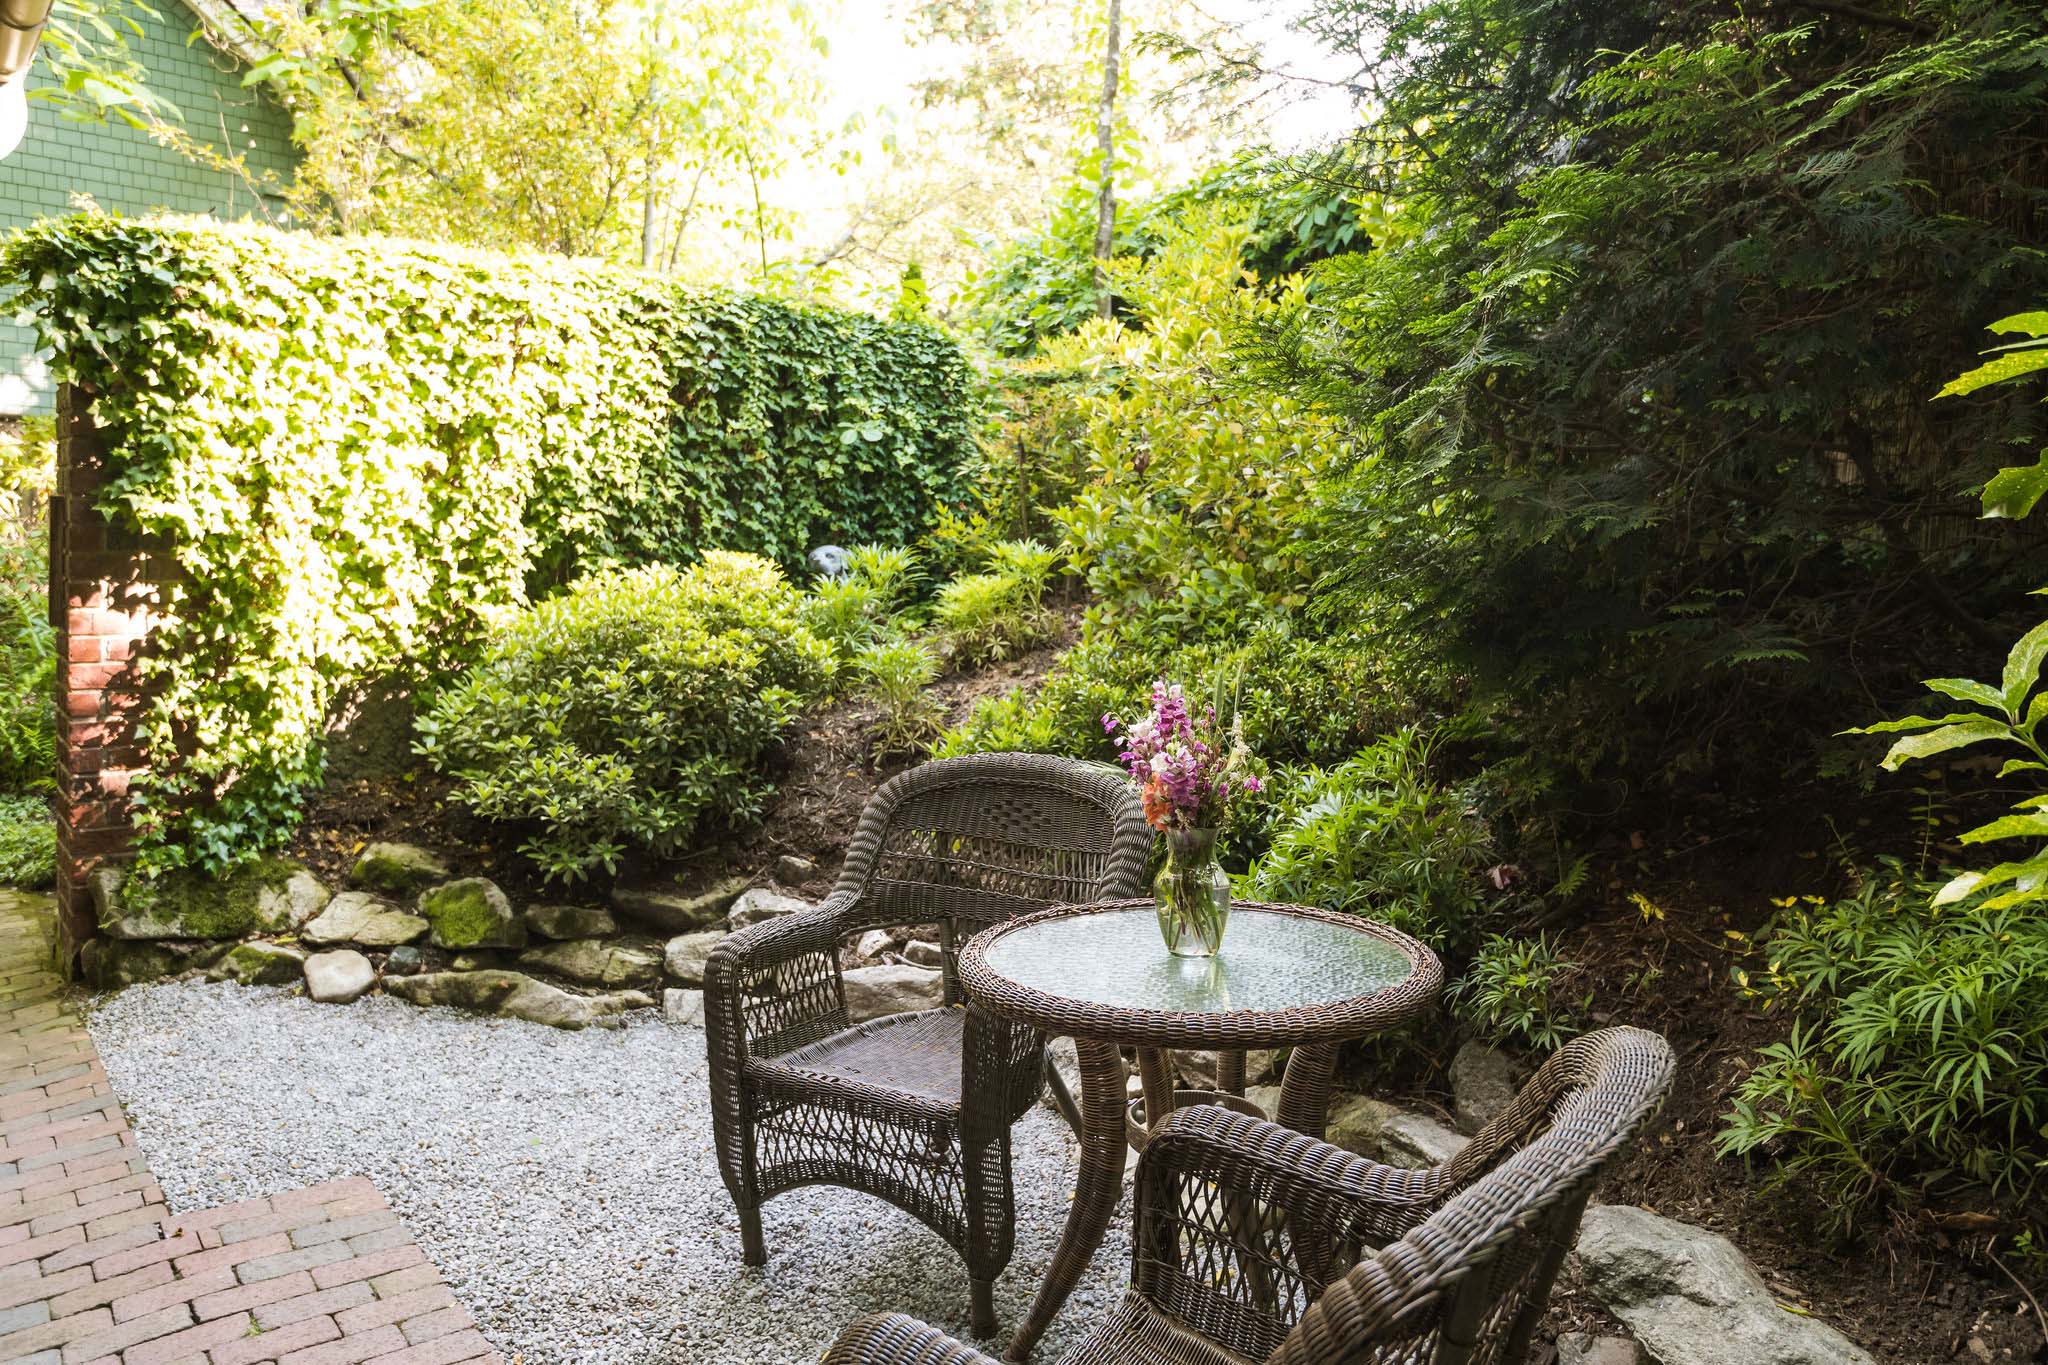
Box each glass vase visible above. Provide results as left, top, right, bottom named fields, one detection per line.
left=1154, top=827, right=1231, bottom=957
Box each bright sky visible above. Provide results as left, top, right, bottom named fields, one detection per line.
left=810, top=1, right=1357, bottom=152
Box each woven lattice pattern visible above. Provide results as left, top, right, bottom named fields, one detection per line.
left=824, top=1027, right=1674, bottom=1365
left=705, top=754, right=1151, bottom=1338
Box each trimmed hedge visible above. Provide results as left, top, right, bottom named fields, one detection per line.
left=8, top=213, right=978, bottom=875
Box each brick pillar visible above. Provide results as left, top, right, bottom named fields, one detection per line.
left=50, top=387, right=163, bottom=977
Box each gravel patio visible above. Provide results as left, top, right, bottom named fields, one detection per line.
left=84, top=983, right=1131, bottom=1364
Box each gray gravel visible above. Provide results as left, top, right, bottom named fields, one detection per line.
left=85, top=982, right=1132, bottom=1364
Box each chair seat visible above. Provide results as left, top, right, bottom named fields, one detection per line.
left=751, top=1008, right=967, bottom=1113
left=1055, top=1297, right=1263, bottom=1365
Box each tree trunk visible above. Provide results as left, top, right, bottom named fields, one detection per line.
left=1092, top=0, right=1121, bottom=320
left=640, top=144, right=658, bottom=271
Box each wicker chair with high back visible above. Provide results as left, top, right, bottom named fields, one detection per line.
left=824, top=1025, right=1674, bottom=1365
left=704, top=753, right=1152, bottom=1339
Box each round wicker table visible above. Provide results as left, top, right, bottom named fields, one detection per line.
left=958, top=897, right=1442, bottom=1362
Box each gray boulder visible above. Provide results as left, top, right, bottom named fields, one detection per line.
left=663, top=930, right=726, bottom=987
left=1450, top=1039, right=1519, bottom=1133
left=301, top=891, right=429, bottom=948
left=610, top=873, right=750, bottom=933
left=843, top=963, right=943, bottom=1022
left=524, top=903, right=618, bottom=940
left=854, top=928, right=895, bottom=961
left=728, top=888, right=814, bottom=930
left=348, top=842, right=451, bottom=897
left=91, top=861, right=330, bottom=941
left=774, top=854, right=819, bottom=885
left=1323, top=1095, right=1470, bottom=1169
left=1557, top=1334, right=1641, bottom=1365
left=902, top=939, right=943, bottom=968
left=304, top=949, right=376, bottom=1004
left=385, top=969, right=653, bottom=1030
left=518, top=936, right=665, bottom=990
left=663, top=988, right=705, bottom=1027
left=417, top=878, right=525, bottom=950
left=383, top=944, right=445, bottom=977
left=208, top=942, right=307, bottom=987
left=1176, top=1049, right=1278, bottom=1092
left=1573, top=1205, right=1875, bottom=1365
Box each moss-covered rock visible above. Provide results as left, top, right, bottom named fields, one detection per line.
left=91, top=861, right=330, bottom=941
left=348, top=842, right=452, bottom=898
left=80, top=938, right=230, bottom=989
left=417, top=877, right=524, bottom=950
left=208, top=941, right=308, bottom=987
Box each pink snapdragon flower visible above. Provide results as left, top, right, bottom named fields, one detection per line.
left=1103, top=679, right=1264, bottom=832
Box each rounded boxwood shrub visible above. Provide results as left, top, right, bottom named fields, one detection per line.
left=417, top=553, right=831, bottom=883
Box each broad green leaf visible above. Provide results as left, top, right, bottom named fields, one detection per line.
left=1878, top=718, right=2012, bottom=769
left=1958, top=812, right=2048, bottom=844
left=1932, top=871, right=1982, bottom=906
left=1937, top=348, right=2048, bottom=399
left=2002, top=619, right=2048, bottom=716
left=1988, top=311, right=2048, bottom=338
left=1980, top=452, right=2048, bottom=521
left=1922, top=678, right=2004, bottom=711
left=1849, top=712, right=1986, bottom=736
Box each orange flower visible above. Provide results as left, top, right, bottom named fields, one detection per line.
left=1141, top=779, right=1175, bottom=831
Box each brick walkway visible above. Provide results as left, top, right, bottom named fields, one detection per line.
left=0, top=892, right=504, bottom=1365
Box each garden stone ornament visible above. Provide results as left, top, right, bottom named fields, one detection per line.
left=807, top=545, right=853, bottom=581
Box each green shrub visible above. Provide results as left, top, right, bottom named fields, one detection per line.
left=936, top=625, right=1412, bottom=771
left=1455, top=932, right=1583, bottom=1052
left=933, top=539, right=1061, bottom=668
left=5, top=213, right=977, bottom=876
left=845, top=544, right=924, bottom=614
left=855, top=639, right=946, bottom=757
left=0, top=531, right=53, bottom=794
left=1240, top=728, right=1494, bottom=949
left=802, top=579, right=891, bottom=661
left=417, top=554, right=831, bottom=883
left=0, top=795, right=55, bottom=889
left=1718, top=861, right=2048, bottom=1233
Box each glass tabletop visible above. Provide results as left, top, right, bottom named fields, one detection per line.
left=981, top=905, right=1415, bottom=1015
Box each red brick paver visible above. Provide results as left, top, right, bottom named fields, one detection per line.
left=0, top=894, right=502, bottom=1365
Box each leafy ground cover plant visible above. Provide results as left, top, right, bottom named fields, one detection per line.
left=1718, top=863, right=2048, bottom=1235
left=0, top=796, right=55, bottom=889
left=854, top=639, right=946, bottom=757
left=418, top=554, right=830, bottom=882
left=1454, top=932, right=1583, bottom=1052
left=0, top=530, right=53, bottom=795
left=933, top=538, right=1061, bottom=667
left=1239, top=727, right=1494, bottom=949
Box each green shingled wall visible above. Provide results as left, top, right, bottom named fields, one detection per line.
left=0, top=4, right=298, bottom=414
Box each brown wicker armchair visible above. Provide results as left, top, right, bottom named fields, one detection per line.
left=825, top=1026, right=1674, bottom=1365
left=704, top=753, right=1152, bottom=1338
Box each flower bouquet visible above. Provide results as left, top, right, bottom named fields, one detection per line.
left=1104, top=678, right=1262, bottom=956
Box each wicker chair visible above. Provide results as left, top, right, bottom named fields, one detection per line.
left=704, top=753, right=1152, bottom=1338
left=825, top=1025, right=1674, bottom=1365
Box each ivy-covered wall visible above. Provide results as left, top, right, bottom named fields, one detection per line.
left=9, top=213, right=978, bottom=889
left=0, top=2, right=297, bottom=415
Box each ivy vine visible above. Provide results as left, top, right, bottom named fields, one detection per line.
left=7, top=213, right=977, bottom=876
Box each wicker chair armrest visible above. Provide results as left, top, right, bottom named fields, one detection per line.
left=1126, top=1104, right=1454, bottom=1360
left=703, top=892, right=855, bottom=1064
left=823, top=1312, right=1001, bottom=1365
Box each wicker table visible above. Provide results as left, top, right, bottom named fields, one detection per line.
left=958, top=897, right=1442, bottom=1362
